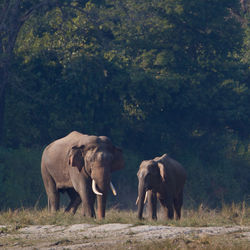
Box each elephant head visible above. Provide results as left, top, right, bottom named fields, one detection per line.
left=68, top=136, right=124, bottom=219
left=136, top=159, right=165, bottom=219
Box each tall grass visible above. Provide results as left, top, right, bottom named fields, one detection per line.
left=0, top=202, right=249, bottom=228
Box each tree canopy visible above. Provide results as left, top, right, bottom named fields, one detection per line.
left=0, top=0, right=249, bottom=209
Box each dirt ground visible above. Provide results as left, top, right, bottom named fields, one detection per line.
left=0, top=223, right=249, bottom=249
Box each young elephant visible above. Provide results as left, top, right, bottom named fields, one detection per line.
left=136, top=154, right=186, bottom=220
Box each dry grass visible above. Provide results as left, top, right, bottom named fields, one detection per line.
left=122, top=234, right=250, bottom=250
left=102, top=202, right=250, bottom=227
left=0, top=203, right=249, bottom=249
left=0, top=202, right=249, bottom=228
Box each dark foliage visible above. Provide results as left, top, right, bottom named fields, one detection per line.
left=0, top=0, right=249, bottom=210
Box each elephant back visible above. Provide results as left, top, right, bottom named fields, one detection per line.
left=155, top=154, right=186, bottom=182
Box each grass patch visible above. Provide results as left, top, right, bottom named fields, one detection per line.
left=0, top=202, right=249, bottom=228
left=121, top=234, right=250, bottom=250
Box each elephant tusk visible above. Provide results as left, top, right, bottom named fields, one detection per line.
left=136, top=196, right=139, bottom=205
left=144, top=191, right=148, bottom=204
left=110, top=182, right=117, bottom=196
left=135, top=191, right=148, bottom=205
left=92, top=180, right=103, bottom=196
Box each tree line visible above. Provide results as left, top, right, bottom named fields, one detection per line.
left=0, top=0, right=249, bottom=210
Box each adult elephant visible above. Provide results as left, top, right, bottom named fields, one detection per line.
left=136, top=154, right=186, bottom=220
left=41, top=131, right=124, bottom=219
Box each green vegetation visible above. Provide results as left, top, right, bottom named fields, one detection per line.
left=0, top=1, right=249, bottom=210
left=0, top=146, right=249, bottom=210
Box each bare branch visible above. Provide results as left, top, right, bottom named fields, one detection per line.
left=21, top=0, right=58, bottom=23
left=0, top=1, right=12, bottom=30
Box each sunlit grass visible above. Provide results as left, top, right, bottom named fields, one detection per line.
left=0, top=202, right=249, bottom=229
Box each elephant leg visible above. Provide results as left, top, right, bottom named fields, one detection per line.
left=80, top=189, right=96, bottom=217
left=70, top=196, right=82, bottom=214
left=174, top=192, right=183, bottom=220
left=41, top=167, right=59, bottom=212
left=166, top=200, right=174, bottom=219
left=48, top=188, right=60, bottom=212
left=89, top=191, right=96, bottom=218
left=159, top=199, right=168, bottom=219
left=75, top=179, right=95, bottom=217
left=65, top=188, right=81, bottom=214
left=147, top=191, right=157, bottom=220
left=51, top=191, right=60, bottom=212
left=159, top=198, right=174, bottom=220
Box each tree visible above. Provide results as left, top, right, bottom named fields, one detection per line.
left=0, top=0, right=91, bottom=144
left=0, top=0, right=249, bottom=208
left=98, top=0, right=247, bottom=154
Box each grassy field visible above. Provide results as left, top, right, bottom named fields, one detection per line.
left=0, top=203, right=249, bottom=249
left=0, top=202, right=249, bottom=227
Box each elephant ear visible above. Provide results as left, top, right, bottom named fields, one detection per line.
left=158, top=162, right=166, bottom=182
left=69, top=146, right=85, bottom=172
left=111, top=146, right=124, bottom=172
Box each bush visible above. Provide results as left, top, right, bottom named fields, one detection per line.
left=0, top=147, right=46, bottom=209
left=0, top=144, right=249, bottom=211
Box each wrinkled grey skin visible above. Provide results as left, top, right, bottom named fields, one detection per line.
left=41, top=131, right=124, bottom=219
left=137, top=154, right=186, bottom=220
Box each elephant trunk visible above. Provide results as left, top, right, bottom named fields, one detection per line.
left=92, top=168, right=110, bottom=220
left=96, top=192, right=107, bottom=219
left=137, top=181, right=146, bottom=220
left=95, top=178, right=108, bottom=219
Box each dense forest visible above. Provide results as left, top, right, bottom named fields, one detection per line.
left=0, top=0, right=249, bottom=210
